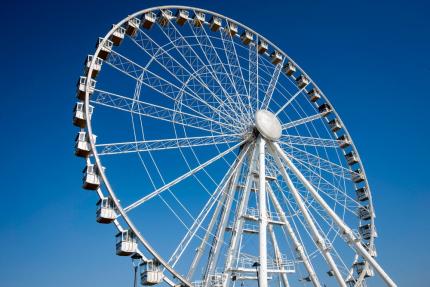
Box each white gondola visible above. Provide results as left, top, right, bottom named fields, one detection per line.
left=296, top=75, right=309, bottom=88
left=158, top=10, right=173, bottom=27
left=356, top=186, right=369, bottom=201
left=301, top=276, right=311, bottom=282
left=193, top=11, right=205, bottom=27
left=358, top=205, right=372, bottom=221
left=82, top=163, right=101, bottom=190
left=73, top=102, right=93, bottom=128
left=328, top=118, right=342, bottom=132
left=352, top=169, right=365, bottom=183
left=337, top=134, right=351, bottom=149
left=270, top=51, right=283, bottom=65
left=318, top=103, right=332, bottom=117
left=345, top=151, right=359, bottom=166
left=110, top=26, right=126, bottom=46
left=307, top=88, right=321, bottom=102
left=346, top=278, right=355, bottom=287
left=354, top=261, right=374, bottom=278
left=125, top=17, right=141, bottom=37
left=257, top=40, right=268, bottom=54
left=75, top=131, right=92, bottom=157
left=116, top=230, right=137, bottom=256
left=240, top=30, right=253, bottom=45
left=209, top=16, right=222, bottom=32
left=140, top=260, right=163, bottom=285
left=95, top=38, right=113, bottom=60
left=96, top=198, right=116, bottom=223
left=176, top=9, right=189, bottom=26
left=76, top=76, right=96, bottom=100
left=359, top=224, right=376, bottom=240
left=283, top=61, right=296, bottom=76
left=84, top=55, right=103, bottom=79
left=225, top=22, right=238, bottom=36
left=142, top=12, right=156, bottom=29
left=363, top=242, right=377, bottom=257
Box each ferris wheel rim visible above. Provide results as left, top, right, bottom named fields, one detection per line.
left=81, top=5, right=380, bottom=287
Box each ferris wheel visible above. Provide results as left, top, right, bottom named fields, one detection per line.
left=73, top=6, right=397, bottom=287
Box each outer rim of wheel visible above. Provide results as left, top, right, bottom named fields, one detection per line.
left=83, top=5, right=376, bottom=286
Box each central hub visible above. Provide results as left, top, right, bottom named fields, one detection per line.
left=255, top=110, right=282, bottom=141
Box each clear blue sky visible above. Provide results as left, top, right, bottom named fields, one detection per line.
left=1, top=0, right=429, bottom=286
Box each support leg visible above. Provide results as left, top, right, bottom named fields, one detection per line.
left=268, top=144, right=347, bottom=287
left=271, top=142, right=397, bottom=287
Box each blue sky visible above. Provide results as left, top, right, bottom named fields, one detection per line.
left=1, top=0, right=429, bottom=286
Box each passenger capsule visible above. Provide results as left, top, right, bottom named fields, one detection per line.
left=283, top=61, right=296, bottom=76
left=82, top=163, right=101, bottom=190
left=209, top=16, right=222, bottom=32
left=193, top=11, right=205, bottom=27
left=84, top=55, right=103, bottom=79
left=142, top=12, right=156, bottom=29
left=73, top=102, right=93, bottom=128
left=337, top=134, right=351, bottom=149
left=76, top=76, right=96, bottom=100
left=353, top=261, right=374, bottom=278
left=116, top=230, right=137, bottom=256
left=307, top=88, right=321, bottom=102
left=110, top=26, right=126, bottom=46
left=96, top=198, right=117, bottom=223
left=140, top=260, right=164, bottom=285
left=225, top=22, right=238, bottom=36
left=358, top=205, right=372, bottom=221
left=328, top=118, right=342, bottom=132
left=270, top=51, right=283, bottom=65
left=258, top=40, right=268, bottom=54
left=318, top=103, right=332, bottom=117
left=95, top=38, right=113, bottom=60
left=359, top=223, right=376, bottom=240
left=125, top=17, right=141, bottom=37
left=176, top=9, right=189, bottom=26
left=345, top=151, right=359, bottom=165
left=356, top=186, right=369, bottom=202
left=352, top=169, right=365, bottom=183
left=296, top=75, right=309, bottom=88
left=158, top=10, right=173, bottom=27
left=240, top=30, right=253, bottom=45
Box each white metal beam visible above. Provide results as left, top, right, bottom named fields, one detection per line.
left=124, top=140, right=245, bottom=212
left=257, top=136, right=268, bottom=287
left=271, top=142, right=397, bottom=287
left=266, top=185, right=321, bottom=287
left=268, top=144, right=347, bottom=287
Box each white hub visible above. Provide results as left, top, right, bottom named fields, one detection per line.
left=255, top=110, right=282, bottom=141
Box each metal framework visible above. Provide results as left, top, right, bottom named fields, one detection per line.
left=73, top=5, right=396, bottom=287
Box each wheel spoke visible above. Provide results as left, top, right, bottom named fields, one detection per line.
left=130, top=27, right=241, bottom=125
left=96, top=134, right=241, bottom=156
left=268, top=143, right=347, bottom=287
left=261, top=58, right=284, bottom=110
left=155, top=15, right=244, bottom=126
left=219, top=24, right=251, bottom=116
left=268, top=183, right=322, bottom=286
left=105, top=50, right=240, bottom=130
left=248, top=41, right=259, bottom=111
left=279, top=142, right=351, bottom=179
left=123, top=140, right=246, bottom=212
left=280, top=134, right=341, bottom=148
left=91, top=89, right=235, bottom=134
left=281, top=112, right=327, bottom=130
left=187, top=12, right=250, bottom=122
left=169, top=144, right=249, bottom=267
left=275, top=85, right=309, bottom=116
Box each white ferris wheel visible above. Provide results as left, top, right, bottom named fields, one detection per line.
left=73, top=6, right=397, bottom=287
